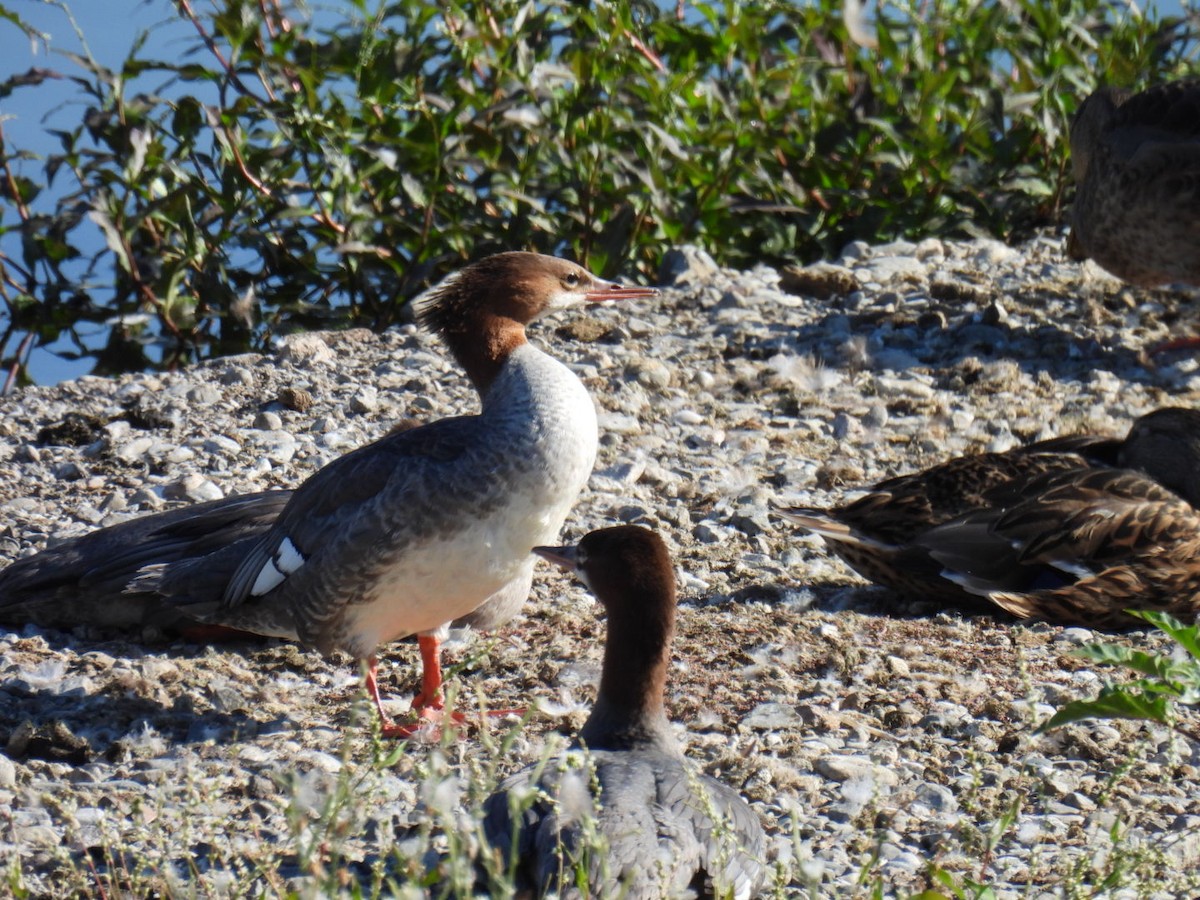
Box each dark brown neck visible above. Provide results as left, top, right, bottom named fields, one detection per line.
left=579, top=591, right=676, bottom=753
left=439, top=312, right=527, bottom=394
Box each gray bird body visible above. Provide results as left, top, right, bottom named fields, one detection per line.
left=136, top=342, right=597, bottom=659
left=484, top=743, right=766, bottom=900
left=0, top=252, right=657, bottom=729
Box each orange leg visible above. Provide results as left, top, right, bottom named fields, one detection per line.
left=409, top=633, right=448, bottom=712
left=363, top=637, right=465, bottom=740
left=363, top=634, right=526, bottom=740
left=1148, top=335, right=1200, bottom=357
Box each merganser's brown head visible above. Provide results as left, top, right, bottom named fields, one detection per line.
left=418, top=252, right=656, bottom=390
left=533, top=525, right=675, bottom=614
left=534, top=525, right=676, bottom=749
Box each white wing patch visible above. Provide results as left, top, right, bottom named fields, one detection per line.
left=250, top=537, right=307, bottom=597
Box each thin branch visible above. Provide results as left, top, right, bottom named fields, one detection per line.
left=0, top=122, right=32, bottom=222
left=0, top=250, right=34, bottom=289
left=176, top=0, right=275, bottom=102
left=2, top=330, right=35, bottom=397
left=624, top=29, right=666, bottom=73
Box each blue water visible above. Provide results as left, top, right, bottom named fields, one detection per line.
left=1, top=0, right=1194, bottom=386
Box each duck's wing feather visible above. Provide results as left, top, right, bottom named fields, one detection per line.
left=481, top=751, right=766, bottom=899
left=0, top=491, right=289, bottom=629
left=822, top=449, right=1092, bottom=545
left=218, top=415, right=477, bottom=610
left=655, top=766, right=767, bottom=900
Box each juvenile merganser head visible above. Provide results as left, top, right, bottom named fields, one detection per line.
left=419, top=252, right=657, bottom=390
left=534, top=525, right=676, bottom=752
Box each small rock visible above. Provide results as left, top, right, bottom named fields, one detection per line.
left=779, top=263, right=859, bottom=300
left=349, top=387, right=379, bottom=415
left=186, top=384, right=222, bottom=405
left=114, top=436, right=155, bottom=464
left=858, top=255, right=926, bottom=284
left=54, top=461, right=87, bottom=481
left=913, top=782, right=958, bottom=814
left=203, top=435, right=242, bottom=456
left=627, top=358, right=672, bottom=389
left=816, top=755, right=899, bottom=787
left=255, top=411, right=284, bottom=431
left=659, top=245, right=718, bottom=286
left=597, top=413, right=641, bottom=435
left=278, top=334, right=336, bottom=366
left=693, top=521, right=732, bottom=544
left=278, top=387, right=315, bottom=412
left=742, top=702, right=802, bottom=729
left=164, top=474, right=224, bottom=503
left=220, top=365, right=255, bottom=386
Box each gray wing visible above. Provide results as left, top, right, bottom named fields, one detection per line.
left=655, top=769, right=768, bottom=900
left=216, top=414, right=480, bottom=614
left=480, top=766, right=567, bottom=896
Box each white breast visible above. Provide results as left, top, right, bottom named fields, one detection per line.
left=345, top=343, right=597, bottom=652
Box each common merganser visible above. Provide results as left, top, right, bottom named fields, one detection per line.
left=778, top=407, right=1200, bottom=626
left=1068, top=80, right=1200, bottom=352
left=0, top=252, right=656, bottom=735
left=481, top=526, right=767, bottom=899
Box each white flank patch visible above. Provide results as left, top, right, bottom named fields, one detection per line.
left=276, top=538, right=306, bottom=575
left=251, top=559, right=286, bottom=597
left=1050, top=559, right=1094, bottom=580
left=250, top=538, right=307, bottom=597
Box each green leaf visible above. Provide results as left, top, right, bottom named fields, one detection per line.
left=1038, top=690, right=1172, bottom=734
left=1131, top=610, right=1200, bottom=662
left=1074, top=643, right=1182, bottom=681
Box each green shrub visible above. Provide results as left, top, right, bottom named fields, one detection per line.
left=0, top=0, right=1195, bottom=381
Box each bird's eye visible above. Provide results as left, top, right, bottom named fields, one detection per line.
left=563, top=271, right=582, bottom=289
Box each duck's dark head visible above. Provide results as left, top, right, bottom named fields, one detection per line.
left=1121, top=406, right=1200, bottom=506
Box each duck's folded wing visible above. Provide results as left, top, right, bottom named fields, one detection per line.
left=218, top=415, right=478, bottom=610
left=839, top=450, right=1092, bottom=544
left=919, top=468, right=1197, bottom=597
left=656, top=768, right=767, bottom=900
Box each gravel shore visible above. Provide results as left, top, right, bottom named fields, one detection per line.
left=2, top=234, right=1199, bottom=897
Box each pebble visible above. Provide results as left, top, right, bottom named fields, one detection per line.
left=202, top=435, right=241, bottom=456
left=816, top=754, right=900, bottom=787
left=115, top=436, right=155, bottom=464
